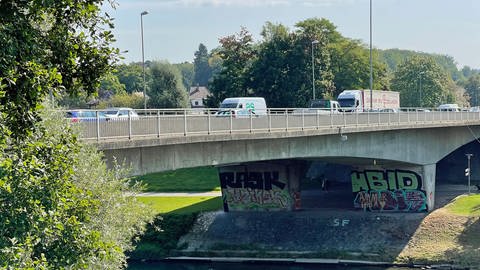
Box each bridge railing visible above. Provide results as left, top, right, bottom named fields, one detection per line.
left=66, top=107, right=480, bottom=141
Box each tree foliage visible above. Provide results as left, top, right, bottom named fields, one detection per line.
left=207, top=18, right=389, bottom=108
left=148, top=62, right=189, bottom=108
left=464, top=74, right=480, bottom=106
left=0, top=1, right=155, bottom=268
left=206, top=27, right=256, bottom=107
left=174, top=62, right=195, bottom=91
left=0, top=0, right=119, bottom=137
left=115, top=64, right=144, bottom=94
left=390, top=56, right=457, bottom=107
left=0, top=105, right=154, bottom=269
left=193, top=44, right=212, bottom=87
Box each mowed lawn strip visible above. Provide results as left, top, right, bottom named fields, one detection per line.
left=132, top=166, right=220, bottom=192
left=137, top=196, right=223, bottom=214
left=446, top=194, right=480, bottom=216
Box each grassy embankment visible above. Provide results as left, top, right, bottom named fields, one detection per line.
left=396, top=194, right=480, bottom=268
left=129, top=167, right=222, bottom=260
left=129, top=167, right=480, bottom=267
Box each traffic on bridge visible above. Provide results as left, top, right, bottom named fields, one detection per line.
left=66, top=107, right=480, bottom=141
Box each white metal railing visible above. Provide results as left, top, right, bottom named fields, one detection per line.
left=64, top=107, right=480, bottom=141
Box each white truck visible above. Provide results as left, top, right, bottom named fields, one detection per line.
left=215, top=97, right=267, bottom=117
left=337, top=89, right=400, bottom=112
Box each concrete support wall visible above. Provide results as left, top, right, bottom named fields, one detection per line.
left=351, top=165, right=429, bottom=212
left=423, top=164, right=436, bottom=210
left=219, top=161, right=302, bottom=212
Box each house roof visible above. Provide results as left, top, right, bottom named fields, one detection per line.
left=189, top=86, right=210, bottom=100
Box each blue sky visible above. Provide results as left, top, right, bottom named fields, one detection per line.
left=104, top=0, right=480, bottom=69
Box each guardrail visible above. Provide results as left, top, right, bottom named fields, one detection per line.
left=66, top=108, right=480, bottom=141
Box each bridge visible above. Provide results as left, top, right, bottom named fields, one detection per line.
left=77, top=108, right=480, bottom=212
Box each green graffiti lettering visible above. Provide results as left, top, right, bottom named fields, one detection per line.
left=366, top=171, right=388, bottom=191
left=397, top=171, right=420, bottom=190
left=387, top=170, right=397, bottom=190
left=351, top=171, right=369, bottom=192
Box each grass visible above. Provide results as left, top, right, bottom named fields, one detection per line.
left=137, top=196, right=223, bottom=214
left=132, top=166, right=220, bottom=192
left=130, top=196, right=223, bottom=261
left=445, top=194, right=480, bottom=216
left=396, top=194, right=480, bottom=268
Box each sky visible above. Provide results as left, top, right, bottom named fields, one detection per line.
left=103, top=0, right=480, bottom=69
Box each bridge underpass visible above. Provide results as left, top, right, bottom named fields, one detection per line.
left=218, top=157, right=434, bottom=212
left=98, top=124, right=480, bottom=212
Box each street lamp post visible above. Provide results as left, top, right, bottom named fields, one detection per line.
left=466, top=154, right=473, bottom=194
left=311, top=40, right=319, bottom=101
left=141, top=11, right=148, bottom=110
left=369, top=0, right=373, bottom=110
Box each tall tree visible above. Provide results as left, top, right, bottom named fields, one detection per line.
left=249, top=22, right=308, bottom=107
left=464, top=74, right=480, bottom=106
left=174, top=62, right=195, bottom=91
left=115, top=63, right=144, bottom=94
left=148, top=62, right=188, bottom=108
left=391, top=56, right=455, bottom=107
left=0, top=0, right=119, bottom=137
left=295, top=18, right=339, bottom=100
left=207, top=27, right=256, bottom=107
left=330, top=41, right=389, bottom=96
left=0, top=1, right=153, bottom=268
left=193, top=43, right=212, bottom=86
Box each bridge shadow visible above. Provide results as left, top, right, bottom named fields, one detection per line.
left=173, top=184, right=479, bottom=265
left=129, top=197, right=222, bottom=261
left=443, top=217, right=480, bottom=266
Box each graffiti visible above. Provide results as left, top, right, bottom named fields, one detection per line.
left=223, top=188, right=292, bottom=210
left=332, top=219, right=350, bottom=227
left=353, top=190, right=427, bottom=212
left=220, top=171, right=293, bottom=211
left=220, top=171, right=285, bottom=190
left=351, top=169, right=427, bottom=212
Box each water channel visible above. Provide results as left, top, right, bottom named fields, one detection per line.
left=128, top=261, right=418, bottom=270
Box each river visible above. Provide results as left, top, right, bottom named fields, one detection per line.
left=128, top=261, right=418, bottom=270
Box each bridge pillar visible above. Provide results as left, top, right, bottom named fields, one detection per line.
left=422, top=163, right=436, bottom=211
left=218, top=161, right=303, bottom=212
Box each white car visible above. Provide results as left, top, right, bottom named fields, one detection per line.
left=104, top=107, right=139, bottom=120
left=437, top=104, right=460, bottom=112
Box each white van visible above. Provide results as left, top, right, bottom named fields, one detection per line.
left=216, top=97, right=267, bottom=117
left=437, top=103, right=460, bottom=112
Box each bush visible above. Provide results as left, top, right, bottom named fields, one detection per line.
left=0, top=104, right=155, bottom=269
left=98, top=93, right=145, bottom=109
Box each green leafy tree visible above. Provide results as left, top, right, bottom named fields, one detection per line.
left=148, top=62, right=189, bottom=108
left=174, top=62, right=194, bottom=91
left=99, top=73, right=127, bottom=98
left=0, top=1, right=154, bottom=268
left=391, top=56, right=455, bottom=107
left=249, top=22, right=307, bottom=107
left=0, top=105, right=154, bottom=269
left=0, top=0, right=119, bottom=137
left=207, top=27, right=256, bottom=107
left=193, top=43, right=213, bottom=86
left=115, top=64, right=144, bottom=94
left=295, top=18, right=338, bottom=100
left=330, top=41, right=389, bottom=95
left=379, top=49, right=465, bottom=82
left=98, top=93, right=145, bottom=109
left=464, top=74, right=480, bottom=106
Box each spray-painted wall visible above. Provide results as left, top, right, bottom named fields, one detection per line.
left=219, top=162, right=302, bottom=211
left=351, top=167, right=427, bottom=212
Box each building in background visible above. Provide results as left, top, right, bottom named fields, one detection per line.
left=189, top=86, right=210, bottom=108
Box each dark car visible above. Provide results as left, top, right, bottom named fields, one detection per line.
left=66, top=110, right=107, bottom=122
